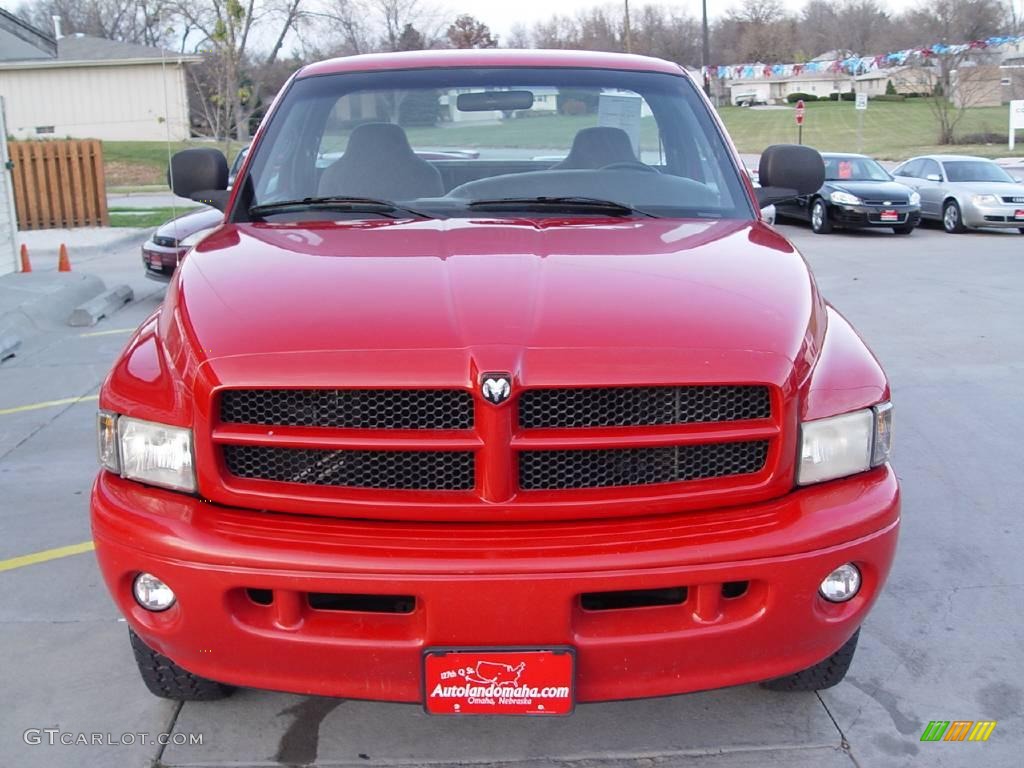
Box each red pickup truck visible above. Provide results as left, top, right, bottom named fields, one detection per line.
left=92, top=49, right=898, bottom=715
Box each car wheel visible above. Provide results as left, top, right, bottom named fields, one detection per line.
left=892, top=224, right=915, bottom=235
left=761, top=629, right=859, bottom=692
left=1018, top=227, right=1024, bottom=235
left=130, top=629, right=235, bottom=701
left=942, top=200, right=967, bottom=233
left=810, top=199, right=832, bottom=234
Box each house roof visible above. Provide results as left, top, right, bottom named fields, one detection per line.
left=56, top=35, right=181, bottom=62
left=0, top=33, right=202, bottom=70
left=0, top=7, right=56, bottom=61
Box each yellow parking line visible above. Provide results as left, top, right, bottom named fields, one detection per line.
left=0, top=394, right=99, bottom=416
left=0, top=541, right=95, bottom=573
left=79, top=328, right=134, bottom=338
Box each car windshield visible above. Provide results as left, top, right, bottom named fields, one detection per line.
left=823, top=156, right=890, bottom=181
left=942, top=161, right=1015, bottom=183
left=237, top=66, right=752, bottom=221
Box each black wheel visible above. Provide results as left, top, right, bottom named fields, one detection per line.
left=942, top=200, right=967, bottom=233
left=810, top=199, right=832, bottom=234
left=760, top=629, right=859, bottom=692
left=1018, top=227, right=1024, bottom=234
left=892, top=224, right=915, bottom=235
left=130, top=629, right=234, bottom=701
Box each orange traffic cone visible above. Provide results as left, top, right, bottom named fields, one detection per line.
left=57, top=243, right=71, bottom=272
left=19, top=243, right=32, bottom=272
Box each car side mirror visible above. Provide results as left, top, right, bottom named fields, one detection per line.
left=925, top=174, right=942, bottom=182
left=755, top=144, right=825, bottom=207
left=169, top=149, right=230, bottom=211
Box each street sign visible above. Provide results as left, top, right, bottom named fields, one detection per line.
left=1010, top=100, right=1024, bottom=151
left=795, top=99, right=805, bottom=125
left=855, top=93, right=868, bottom=111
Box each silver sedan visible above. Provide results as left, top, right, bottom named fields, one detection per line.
left=891, top=154, right=1024, bottom=234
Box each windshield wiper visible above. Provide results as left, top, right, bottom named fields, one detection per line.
left=248, top=196, right=433, bottom=220
left=466, top=196, right=658, bottom=218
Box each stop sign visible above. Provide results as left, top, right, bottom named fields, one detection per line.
left=795, top=99, right=805, bottom=125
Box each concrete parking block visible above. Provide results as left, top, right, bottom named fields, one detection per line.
left=68, top=285, right=134, bottom=327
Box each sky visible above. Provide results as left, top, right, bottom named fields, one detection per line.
left=471, top=0, right=919, bottom=38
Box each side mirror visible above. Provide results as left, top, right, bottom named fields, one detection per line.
left=169, top=149, right=229, bottom=211
left=926, top=174, right=942, bottom=182
left=755, top=144, right=825, bottom=207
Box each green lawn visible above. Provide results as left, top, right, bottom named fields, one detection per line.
left=101, top=100, right=1021, bottom=189
left=717, top=100, right=1021, bottom=160
left=103, top=141, right=245, bottom=188
left=108, top=206, right=199, bottom=228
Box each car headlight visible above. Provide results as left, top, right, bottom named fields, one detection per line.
left=829, top=191, right=861, bottom=206
left=908, top=191, right=921, bottom=205
left=971, top=194, right=999, bottom=205
left=797, top=402, right=893, bottom=485
left=97, top=412, right=196, bottom=492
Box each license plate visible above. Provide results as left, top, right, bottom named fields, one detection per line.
left=880, top=210, right=899, bottom=221
left=1015, top=209, right=1024, bottom=220
left=424, top=648, right=574, bottom=715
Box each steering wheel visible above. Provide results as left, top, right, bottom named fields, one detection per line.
left=601, top=161, right=658, bottom=173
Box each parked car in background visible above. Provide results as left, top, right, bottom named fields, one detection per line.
left=776, top=153, right=920, bottom=235
left=142, top=145, right=251, bottom=280
left=892, top=155, right=1024, bottom=234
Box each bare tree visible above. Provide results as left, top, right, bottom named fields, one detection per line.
left=17, top=0, right=174, bottom=46
left=175, top=0, right=308, bottom=140
left=504, top=23, right=530, bottom=48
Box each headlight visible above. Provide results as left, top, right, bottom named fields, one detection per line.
left=797, top=403, right=893, bottom=485
left=98, top=413, right=196, bottom=492
left=829, top=190, right=862, bottom=206
left=908, top=191, right=920, bottom=205
left=971, top=194, right=999, bottom=205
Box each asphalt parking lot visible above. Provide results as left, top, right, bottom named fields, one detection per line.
left=1, top=220, right=1021, bottom=768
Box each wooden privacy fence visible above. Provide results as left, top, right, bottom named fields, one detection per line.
left=9, top=140, right=109, bottom=230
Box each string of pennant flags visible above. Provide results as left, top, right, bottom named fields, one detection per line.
left=703, top=34, right=1024, bottom=81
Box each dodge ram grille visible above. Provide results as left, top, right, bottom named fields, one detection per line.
left=519, top=441, right=770, bottom=490
left=221, top=388, right=474, bottom=430
left=518, top=385, right=770, bottom=429
left=223, top=445, right=475, bottom=490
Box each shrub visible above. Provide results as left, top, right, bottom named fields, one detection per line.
left=840, top=91, right=856, bottom=101
left=786, top=92, right=818, bottom=103
left=828, top=92, right=840, bottom=101
left=398, top=90, right=440, bottom=126
left=870, top=94, right=906, bottom=102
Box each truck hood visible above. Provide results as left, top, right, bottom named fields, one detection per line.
left=172, top=217, right=823, bottom=389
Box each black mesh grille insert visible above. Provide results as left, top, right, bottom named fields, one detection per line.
left=220, top=389, right=473, bottom=430
left=518, top=386, right=770, bottom=429
left=519, top=440, right=769, bottom=490
left=223, top=445, right=474, bottom=490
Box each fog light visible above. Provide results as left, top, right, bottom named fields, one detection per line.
left=819, top=563, right=861, bottom=603
left=133, top=573, right=176, bottom=611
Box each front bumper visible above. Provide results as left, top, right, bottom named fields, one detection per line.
left=92, top=467, right=900, bottom=703
left=830, top=203, right=921, bottom=229
left=961, top=201, right=1024, bottom=229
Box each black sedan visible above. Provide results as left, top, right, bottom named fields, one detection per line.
left=776, top=153, right=921, bottom=235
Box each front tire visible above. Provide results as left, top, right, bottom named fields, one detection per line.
left=810, top=199, right=833, bottom=234
left=892, top=224, right=915, bottom=235
left=761, top=629, right=860, bottom=692
left=130, top=629, right=235, bottom=701
left=943, top=200, right=967, bottom=233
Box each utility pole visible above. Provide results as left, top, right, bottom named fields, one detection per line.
left=701, top=0, right=711, bottom=96
left=624, top=0, right=632, bottom=53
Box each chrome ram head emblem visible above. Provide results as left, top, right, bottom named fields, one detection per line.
left=480, top=373, right=512, bottom=405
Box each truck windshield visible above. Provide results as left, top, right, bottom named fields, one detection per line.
left=237, top=66, right=752, bottom=222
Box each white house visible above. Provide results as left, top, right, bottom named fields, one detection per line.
left=0, top=10, right=200, bottom=141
